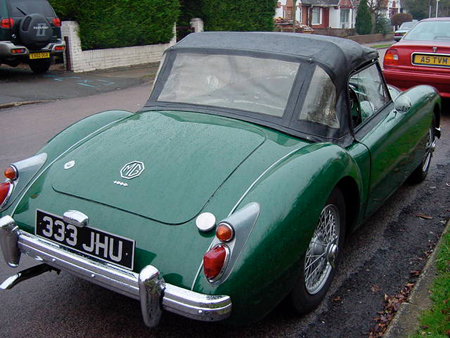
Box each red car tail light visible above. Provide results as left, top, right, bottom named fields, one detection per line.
left=0, top=182, right=12, bottom=207
left=53, top=18, right=61, bottom=27
left=216, top=223, right=234, bottom=242
left=11, top=48, right=26, bottom=54
left=55, top=46, right=65, bottom=51
left=4, top=166, right=18, bottom=180
left=1, top=18, right=14, bottom=29
left=384, top=49, right=400, bottom=67
left=203, top=244, right=228, bottom=280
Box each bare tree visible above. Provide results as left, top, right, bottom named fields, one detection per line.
left=367, top=0, right=387, bottom=32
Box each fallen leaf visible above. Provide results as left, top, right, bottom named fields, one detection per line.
left=371, top=284, right=381, bottom=293
left=410, top=270, right=421, bottom=277
left=417, top=214, right=433, bottom=220
left=332, top=296, right=343, bottom=302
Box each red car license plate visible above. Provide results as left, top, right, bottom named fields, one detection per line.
left=35, top=209, right=135, bottom=270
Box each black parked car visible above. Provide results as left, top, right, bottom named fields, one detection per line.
left=0, top=0, right=65, bottom=73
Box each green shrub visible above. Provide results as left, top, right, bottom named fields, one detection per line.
left=375, top=16, right=392, bottom=35
left=355, top=0, right=372, bottom=35
left=49, top=0, right=179, bottom=50
left=200, top=0, right=277, bottom=31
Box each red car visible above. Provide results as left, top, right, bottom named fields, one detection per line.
left=384, top=17, right=450, bottom=98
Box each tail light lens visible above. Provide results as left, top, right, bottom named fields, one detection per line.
left=384, top=49, right=399, bottom=67
left=1, top=18, right=14, bottom=29
left=4, top=166, right=18, bottom=180
left=203, top=244, right=228, bottom=281
left=53, top=18, right=61, bottom=27
left=216, top=223, right=234, bottom=242
left=0, top=182, right=12, bottom=208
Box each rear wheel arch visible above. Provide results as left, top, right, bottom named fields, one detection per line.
left=433, top=104, right=441, bottom=130
left=336, top=176, right=360, bottom=233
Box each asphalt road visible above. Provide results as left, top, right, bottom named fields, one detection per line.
left=0, top=63, right=159, bottom=107
left=0, top=60, right=449, bottom=338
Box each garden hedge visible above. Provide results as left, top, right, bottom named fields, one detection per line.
left=200, top=0, right=277, bottom=31
left=49, top=0, right=179, bottom=50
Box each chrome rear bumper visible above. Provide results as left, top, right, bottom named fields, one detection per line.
left=0, top=215, right=231, bottom=327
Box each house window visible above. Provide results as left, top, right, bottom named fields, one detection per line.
left=340, top=9, right=350, bottom=28
left=312, top=7, right=321, bottom=25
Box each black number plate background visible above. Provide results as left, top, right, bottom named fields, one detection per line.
left=36, top=210, right=135, bottom=270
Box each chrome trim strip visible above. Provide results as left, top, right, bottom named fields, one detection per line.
left=0, top=216, right=231, bottom=326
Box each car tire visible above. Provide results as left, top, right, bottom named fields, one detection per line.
left=29, top=59, right=52, bottom=74
left=19, top=13, right=53, bottom=50
left=289, top=187, right=346, bottom=314
left=409, top=116, right=436, bottom=184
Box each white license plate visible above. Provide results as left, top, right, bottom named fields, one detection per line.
left=36, top=209, right=135, bottom=270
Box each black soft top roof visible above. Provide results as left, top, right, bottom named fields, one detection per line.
left=146, top=32, right=380, bottom=146
left=170, top=32, right=378, bottom=84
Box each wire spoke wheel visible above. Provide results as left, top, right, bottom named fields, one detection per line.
left=289, top=187, right=345, bottom=314
left=304, top=204, right=340, bottom=295
left=421, top=125, right=436, bottom=172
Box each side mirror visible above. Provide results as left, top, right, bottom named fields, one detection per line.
left=394, top=94, right=412, bottom=113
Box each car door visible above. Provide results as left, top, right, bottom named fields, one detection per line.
left=347, top=63, right=416, bottom=217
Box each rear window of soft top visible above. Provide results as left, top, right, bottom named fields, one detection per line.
left=8, top=0, right=55, bottom=17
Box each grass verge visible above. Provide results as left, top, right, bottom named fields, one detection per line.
left=412, top=227, right=450, bottom=337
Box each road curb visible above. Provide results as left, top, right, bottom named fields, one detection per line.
left=384, top=219, right=450, bottom=338
left=0, top=100, right=50, bottom=110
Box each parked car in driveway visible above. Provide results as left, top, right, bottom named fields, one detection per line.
left=0, top=0, right=65, bottom=73
left=0, top=32, right=441, bottom=328
left=394, top=20, right=418, bottom=41
left=384, top=17, right=450, bottom=98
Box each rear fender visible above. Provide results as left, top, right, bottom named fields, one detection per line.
left=194, top=143, right=362, bottom=323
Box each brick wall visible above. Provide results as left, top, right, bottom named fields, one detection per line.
left=61, top=21, right=175, bottom=73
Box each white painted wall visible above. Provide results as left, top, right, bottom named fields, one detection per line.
left=62, top=21, right=175, bottom=73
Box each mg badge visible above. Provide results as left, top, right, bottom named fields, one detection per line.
left=433, top=46, right=438, bottom=53
left=120, top=161, right=145, bottom=180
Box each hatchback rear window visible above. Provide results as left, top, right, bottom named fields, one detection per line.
left=8, top=0, right=55, bottom=17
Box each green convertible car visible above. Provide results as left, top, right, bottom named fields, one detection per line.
left=0, top=32, right=442, bottom=327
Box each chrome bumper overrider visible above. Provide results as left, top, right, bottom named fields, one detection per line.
left=0, top=216, right=231, bottom=327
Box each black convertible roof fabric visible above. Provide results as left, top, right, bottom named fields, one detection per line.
left=171, top=32, right=378, bottom=83
left=146, top=32, right=381, bottom=145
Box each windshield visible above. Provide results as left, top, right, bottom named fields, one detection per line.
left=404, top=21, right=450, bottom=41
left=399, top=21, right=415, bottom=30
left=157, top=53, right=300, bottom=117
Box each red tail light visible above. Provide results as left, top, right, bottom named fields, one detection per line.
left=53, top=18, right=61, bottom=27
left=384, top=49, right=399, bottom=67
left=1, top=18, right=14, bottom=29
left=0, top=182, right=12, bottom=207
left=203, top=245, right=228, bottom=280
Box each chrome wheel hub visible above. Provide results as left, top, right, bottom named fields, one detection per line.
left=304, top=204, right=340, bottom=295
